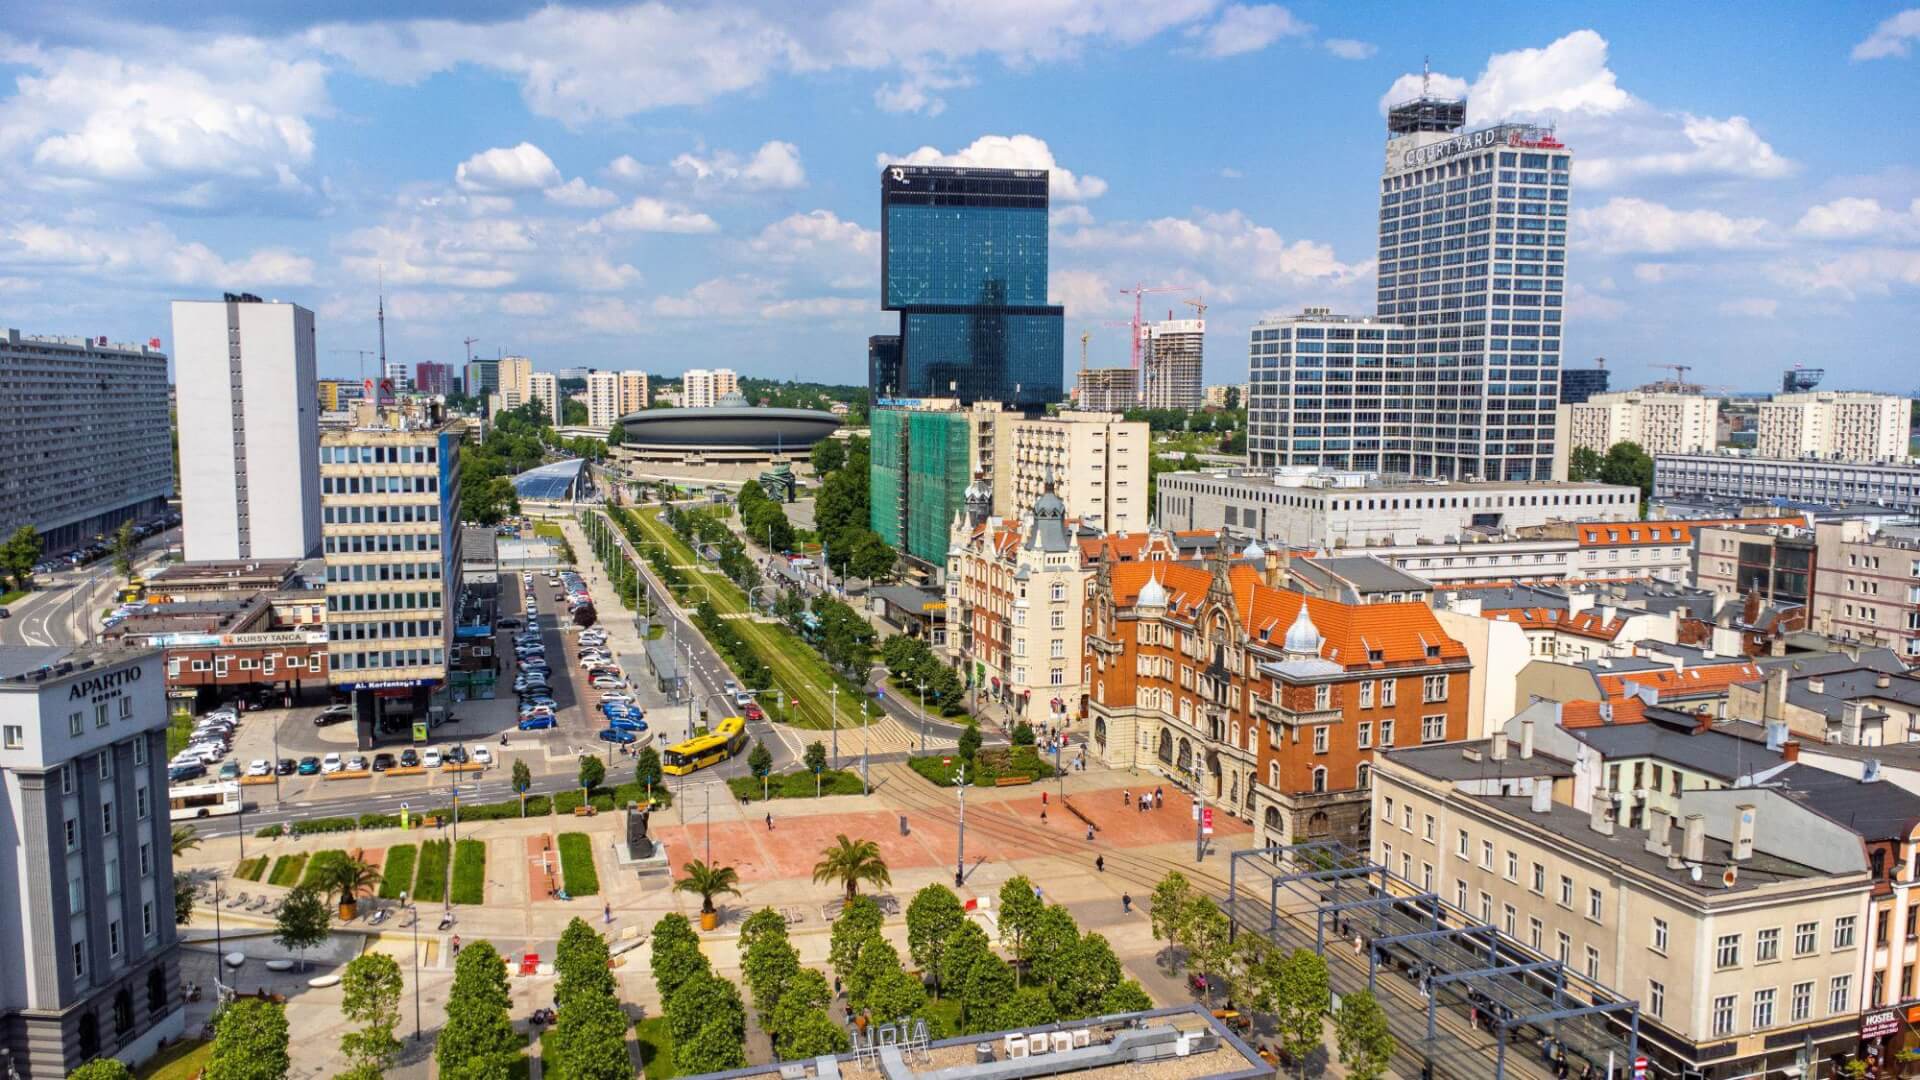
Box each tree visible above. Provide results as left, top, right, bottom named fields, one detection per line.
left=111, top=520, right=138, bottom=580
left=865, top=965, right=929, bottom=1027
left=941, top=921, right=992, bottom=1006
left=1181, top=897, right=1233, bottom=995
left=577, top=754, right=605, bottom=801
left=828, top=896, right=883, bottom=987
left=769, top=968, right=833, bottom=1050
left=339, top=953, right=404, bottom=1078
left=666, top=970, right=742, bottom=1046
left=997, top=876, right=1044, bottom=982
left=274, top=885, right=330, bottom=970
left=674, top=859, right=742, bottom=915
left=649, top=914, right=708, bottom=1001
left=174, top=872, right=196, bottom=926
left=70, top=1060, right=134, bottom=1080
left=1006, top=985, right=1057, bottom=1028
left=1011, top=721, right=1035, bottom=747
left=847, top=932, right=900, bottom=1013
left=813, top=834, right=891, bottom=900
left=810, top=437, right=846, bottom=476
left=555, top=918, right=614, bottom=1011
left=555, top=987, right=632, bottom=1080
left=324, top=856, right=382, bottom=914
left=748, top=740, right=774, bottom=798
left=961, top=952, right=1016, bottom=1034
left=779, top=1008, right=852, bottom=1059
left=676, top=1017, right=748, bottom=1074
left=438, top=941, right=523, bottom=1080
left=740, top=906, right=788, bottom=956
left=905, top=884, right=966, bottom=995
left=1148, top=871, right=1197, bottom=952
left=956, top=721, right=982, bottom=765
left=1098, top=979, right=1154, bottom=1015
left=803, top=740, right=828, bottom=793
left=847, top=530, right=897, bottom=584
left=1599, top=440, right=1654, bottom=505
left=605, top=423, right=625, bottom=448
left=1055, top=933, right=1123, bottom=1018
left=634, top=747, right=662, bottom=802
left=0, top=525, right=43, bottom=591
left=171, top=823, right=202, bottom=856
left=743, top=919, right=801, bottom=1030
left=204, top=998, right=290, bottom=1080
left=1567, top=445, right=1604, bottom=482
left=1026, top=905, right=1081, bottom=994
left=1335, top=989, right=1395, bottom=1080
left=1267, top=948, right=1331, bottom=1076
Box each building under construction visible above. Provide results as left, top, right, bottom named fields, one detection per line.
left=1143, top=316, right=1204, bottom=410
left=1076, top=366, right=1139, bottom=412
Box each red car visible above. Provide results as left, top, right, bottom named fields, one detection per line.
left=742, top=702, right=764, bottom=721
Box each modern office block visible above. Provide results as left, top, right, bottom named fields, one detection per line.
left=0, top=330, right=174, bottom=552
left=1247, top=308, right=1412, bottom=472
left=1560, top=365, right=1609, bottom=404
left=463, top=359, right=499, bottom=401
left=171, top=296, right=321, bottom=561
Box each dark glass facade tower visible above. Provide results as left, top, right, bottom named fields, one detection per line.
left=1560, top=366, right=1610, bottom=404
left=877, top=165, right=1064, bottom=408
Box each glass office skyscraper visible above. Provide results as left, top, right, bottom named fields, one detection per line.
left=1377, top=91, right=1573, bottom=481
left=876, top=165, right=1064, bottom=409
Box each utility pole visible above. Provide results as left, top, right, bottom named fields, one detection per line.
left=917, top=677, right=927, bottom=755
left=830, top=684, right=839, bottom=769
left=861, top=705, right=870, bottom=795
left=953, top=760, right=969, bottom=888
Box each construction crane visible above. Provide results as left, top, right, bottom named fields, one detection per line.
left=1182, top=297, right=1208, bottom=321
left=330, top=348, right=373, bottom=383
left=1117, top=282, right=1193, bottom=370
left=462, top=337, right=479, bottom=365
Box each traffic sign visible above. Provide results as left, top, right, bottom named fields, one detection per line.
left=1202, top=807, right=1215, bottom=835
left=941, top=757, right=952, bottom=765
left=1632, top=1055, right=1648, bottom=1079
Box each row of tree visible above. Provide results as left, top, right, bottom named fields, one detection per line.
left=811, top=434, right=898, bottom=582
left=650, top=913, right=751, bottom=1073
left=737, top=473, right=797, bottom=554
left=667, top=505, right=760, bottom=594
left=549, top=918, right=636, bottom=1080
left=1121, top=407, right=1244, bottom=434
left=741, top=907, right=852, bottom=1058
left=879, top=634, right=965, bottom=716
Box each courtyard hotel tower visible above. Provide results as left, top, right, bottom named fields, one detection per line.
left=1376, top=86, right=1572, bottom=481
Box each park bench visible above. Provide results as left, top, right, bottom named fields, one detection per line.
left=994, top=775, right=1032, bottom=787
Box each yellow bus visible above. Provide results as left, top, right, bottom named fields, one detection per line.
left=118, top=575, right=146, bottom=604
left=661, top=716, right=748, bottom=775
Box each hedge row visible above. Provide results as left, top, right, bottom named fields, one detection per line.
left=234, top=856, right=268, bottom=882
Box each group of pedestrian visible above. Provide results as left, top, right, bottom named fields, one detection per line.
left=1121, top=786, right=1165, bottom=813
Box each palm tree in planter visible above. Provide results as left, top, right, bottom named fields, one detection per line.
left=812, top=835, right=891, bottom=901
left=171, top=824, right=203, bottom=858
left=325, top=856, right=382, bottom=920
left=675, top=860, right=741, bottom=931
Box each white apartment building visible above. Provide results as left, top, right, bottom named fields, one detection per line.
left=585, top=371, right=620, bottom=429
left=1142, top=318, right=1203, bottom=411
left=617, top=370, right=649, bottom=415
left=682, top=368, right=739, bottom=409
left=496, top=356, right=533, bottom=408
left=1558, top=391, right=1718, bottom=462
left=1248, top=309, right=1414, bottom=472
left=993, top=411, right=1148, bottom=534
left=381, top=360, right=410, bottom=392
left=171, top=296, right=322, bottom=562
left=0, top=329, right=174, bottom=552
left=1758, top=391, right=1911, bottom=463
left=528, top=372, right=561, bottom=426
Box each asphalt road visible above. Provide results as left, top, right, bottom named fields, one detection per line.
left=2, top=527, right=181, bottom=648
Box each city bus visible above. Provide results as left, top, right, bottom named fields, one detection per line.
left=661, top=716, right=748, bottom=775
left=168, top=781, right=243, bottom=820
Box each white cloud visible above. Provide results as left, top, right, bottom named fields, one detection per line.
left=590, top=196, right=718, bottom=234
left=499, top=292, right=553, bottom=317
left=543, top=178, right=619, bottom=208
left=337, top=216, right=543, bottom=289
left=1189, top=5, right=1311, bottom=59
left=1632, top=262, right=1699, bottom=284
left=880, top=134, right=1107, bottom=201
left=1582, top=115, right=1795, bottom=187
left=1719, top=297, right=1779, bottom=318
left=1378, top=69, right=1469, bottom=111
left=671, top=141, right=806, bottom=190
left=1794, top=196, right=1920, bottom=240
left=1853, top=9, right=1920, bottom=60
left=1564, top=283, right=1627, bottom=321
left=1467, top=30, right=1629, bottom=121
left=652, top=276, right=775, bottom=318
left=574, top=298, right=646, bottom=335
left=873, top=65, right=972, bottom=117
left=455, top=143, right=562, bottom=192
left=1058, top=209, right=1364, bottom=286
left=1052, top=205, right=1097, bottom=228
left=1323, top=38, right=1376, bottom=61
left=1048, top=269, right=1123, bottom=319
left=759, top=296, right=868, bottom=319
left=0, top=219, right=313, bottom=287
left=1771, top=249, right=1920, bottom=297
left=1575, top=197, right=1771, bottom=255
left=604, top=155, right=648, bottom=184
left=750, top=211, right=877, bottom=262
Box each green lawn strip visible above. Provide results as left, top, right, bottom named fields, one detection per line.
left=299, top=849, right=350, bottom=891
left=412, top=839, right=450, bottom=903
left=234, top=856, right=269, bottom=882
left=633, top=1016, right=677, bottom=1079
left=632, top=507, right=871, bottom=733
left=907, top=746, right=1055, bottom=788
left=266, top=853, right=308, bottom=887
left=556, top=832, right=600, bottom=896
left=922, top=996, right=963, bottom=1039
left=136, top=1039, right=212, bottom=1080
left=378, top=845, right=417, bottom=899
left=451, top=839, right=487, bottom=904
left=167, top=712, right=195, bottom=757
left=533, top=522, right=565, bottom=541
left=727, top=768, right=864, bottom=801
left=0, top=589, right=25, bottom=605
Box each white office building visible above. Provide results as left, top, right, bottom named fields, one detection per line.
left=171, top=296, right=322, bottom=562
left=1377, top=92, right=1573, bottom=481
left=381, top=360, right=410, bottom=393
left=682, top=368, right=739, bottom=409
left=1142, top=318, right=1203, bottom=411
left=1756, top=391, right=1911, bottom=463
left=0, top=330, right=174, bottom=552
left=1247, top=308, right=1412, bottom=472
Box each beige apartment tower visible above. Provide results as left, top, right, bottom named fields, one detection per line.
left=682, top=368, right=739, bottom=409
left=993, top=411, right=1149, bottom=533
left=1757, top=391, right=1911, bottom=463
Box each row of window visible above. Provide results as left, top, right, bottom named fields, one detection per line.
left=6, top=694, right=143, bottom=749
left=321, top=504, right=442, bottom=525
left=319, top=443, right=439, bottom=464
left=330, top=647, right=447, bottom=671
left=324, top=588, right=445, bottom=611
left=320, top=474, right=439, bottom=495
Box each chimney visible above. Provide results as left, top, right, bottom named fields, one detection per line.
left=1731, top=804, right=1756, bottom=862
left=1263, top=547, right=1288, bottom=589
left=1643, top=808, right=1672, bottom=857
left=1782, top=740, right=1800, bottom=763
left=1490, top=730, right=1509, bottom=761
left=1878, top=673, right=1893, bottom=689
left=1683, top=814, right=1707, bottom=863
left=1590, top=790, right=1616, bottom=836
left=1808, top=677, right=1825, bottom=695
left=1531, top=783, right=1553, bottom=814
left=1694, top=709, right=1714, bottom=735
left=1520, top=719, right=1535, bottom=759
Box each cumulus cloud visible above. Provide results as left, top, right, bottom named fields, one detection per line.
left=1188, top=4, right=1311, bottom=59
left=543, top=178, right=619, bottom=208
left=750, top=210, right=877, bottom=261
left=1772, top=249, right=1920, bottom=297
left=455, top=143, right=562, bottom=192
left=590, top=196, right=718, bottom=234
left=1575, top=197, right=1771, bottom=255
left=1794, top=196, right=1920, bottom=240
left=1324, top=38, right=1376, bottom=60
left=1058, top=209, right=1364, bottom=286
left=0, top=220, right=314, bottom=287
left=1719, top=297, right=1779, bottom=318
left=1581, top=115, right=1795, bottom=187
left=1564, top=283, right=1627, bottom=321
left=671, top=141, right=806, bottom=190
left=879, top=134, right=1107, bottom=200
left=499, top=292, right=553, bottom=316
left=604, top=155, right=649, bottom=184
left=1853, top=9, right=1920, bottom=60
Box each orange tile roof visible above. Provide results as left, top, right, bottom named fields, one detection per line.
left=1560, top=698, right=1649, bottom=728
left=1575, top=517, right=1805, bottom=548
left=1484, top=607, right=1629, bottom=640
left=1596, top=661, right=1764, bottom=699
left=1107, top=561, right=1466, bottom=667
left=1077, top=530, right=1219, bottom=566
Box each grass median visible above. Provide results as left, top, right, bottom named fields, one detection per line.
left=556, top=832, right=599, bottom=896
left=451, top=839, right=487, bottom=904
left=728, top=768, right=865, bottom=801
left=378, top=845, right=417, bottom=899
left=412, top=839, right=450, bottom=904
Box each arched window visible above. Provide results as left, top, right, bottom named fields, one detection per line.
left=78, top=1011, right=99, bottom=1057
left=1230, top=722, right=1241, bottom=747
left=1356, top=762, right=1372, bottom=790
left=1311, top=766, right=1328, bottom=794
left=1158, top=730, right=1173, bottom=763
left=1093, top=717, right=1107, bottom=747
left=114, top=989, right=134, bottom=1035
left=1264, top=807, right=1283, bottom=833
left=1307, top=810, right=1331, bottom=837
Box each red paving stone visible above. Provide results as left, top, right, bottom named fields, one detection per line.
left=524, top=833, right=561, bottom=902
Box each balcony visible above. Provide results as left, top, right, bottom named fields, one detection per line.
left=1251, top=694, right=1341, bottom=728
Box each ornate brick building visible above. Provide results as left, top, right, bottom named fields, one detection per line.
left=1084, top=544, right=1472, bottom=847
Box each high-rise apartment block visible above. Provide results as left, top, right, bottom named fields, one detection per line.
left=172, top=295, right=322, bottom=562
left=320, top=408, right=464, bottom=737
left=413, top=361, right=452, bottom=396
left=381, top=361, right=410, bottom=392
left=994, top=412, right=1147, bottom=534
left=1076, top=367, right=1139, bottom=413
left=585, top=371, right=620, bottom=428
left=1558, top=390, right=1719, bottom=465
left=1247, top=309, right=1411, bottom=471
left=871, top=402, right=994, bottom=565
left=876, top=165, right=1063, bottom=409
left=681, top=368, right=739, bottom=409
left=1378, top=92, right=1573, bottom=481
left=1756, top=391, right=1910, bottom=463
left=528, top=372, right=561, bottom=426
left=617, top=370, right=649, bottom=415
left=0, top=645, right=183, bottom=1076
left=1142, top=317, right=1204, bottom=411
left=0, top=329, right=174, bottom=552
left=496, top=356, right=533, bottom=410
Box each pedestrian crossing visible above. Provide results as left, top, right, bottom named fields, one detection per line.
left=833, top=714, right=956, bottom=756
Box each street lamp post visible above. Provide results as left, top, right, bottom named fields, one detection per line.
left=953, top=760, right=969, bottom=888
left=829, top=685, right=839, bottom=769
left=916, top=677, right=927, bottom=755
left=861, top=704, right=870, bottom=795
left=404, top=891, right=421, bottom=1041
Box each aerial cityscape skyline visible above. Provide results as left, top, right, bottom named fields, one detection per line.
left=2, top=2, right=1918, bottom=391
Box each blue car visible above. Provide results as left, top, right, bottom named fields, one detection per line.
left=597, top=727, right=638, bottom=744
left=517, top=715, right=556, bottom=731
left=600, top=702, right=643, bottom=720
left=608, top=715, right=647, bottom=733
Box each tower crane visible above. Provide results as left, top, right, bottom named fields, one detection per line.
left=1117, top=282, right=1194, bottom=370
left=462, top=337, right=479, bottom=364
left=1182, top=297, right=1208, bottom=321
left=330, top=348, right=373, bottom=383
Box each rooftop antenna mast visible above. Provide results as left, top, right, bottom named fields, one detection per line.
left=376, top=267, right=388, bottom=388
left=1422, top=55, right=1431, bottom=97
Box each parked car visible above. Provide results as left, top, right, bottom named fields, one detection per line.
left=400, top=748, right=420, bottom=768
left=168, top=762, right=207, bottom=783
left=422, top=749, right=443, bottom=768
left=597, top=727, right=638, bottom=745
left=591, top=675, right=624, bottom=690
left=315, top=703, right=354, bottom=726
left=245, top=759, right=272, bottom=777
left=346, top=755, right=369, bottom=772
left=297, top=756, right=322, bottom=775
left=320, top=752, right=344, bottom=774
left=218, top=761, right=242, bottom=780
left=474, top=747, right=493, bottom=766
left=517, top=715, right=556, bottom=731
left=497, top=618, right=521, bottom=630
left=276, top=758, right=297, bottom=775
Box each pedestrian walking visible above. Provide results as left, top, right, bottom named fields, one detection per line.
left=1040, top=807, right=1047, bottom=824
left=765, top=812, right=774, bottom=830
left=1085, top=824, right=1095, bottom=841
left=1154, top=787, right=1164, bottom=809
left=1121, top=893, right=1132, bottom=913
left=1041, top=790, right=1048, bottom=806
left=1123, top=788, right=1130, bottom=807
left=604, top=902, right=612, bottom=924
left=1096, top=855, right=1105, bottom=873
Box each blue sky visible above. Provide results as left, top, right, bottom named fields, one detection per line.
left=2, top=1, right=1918, bottom=393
